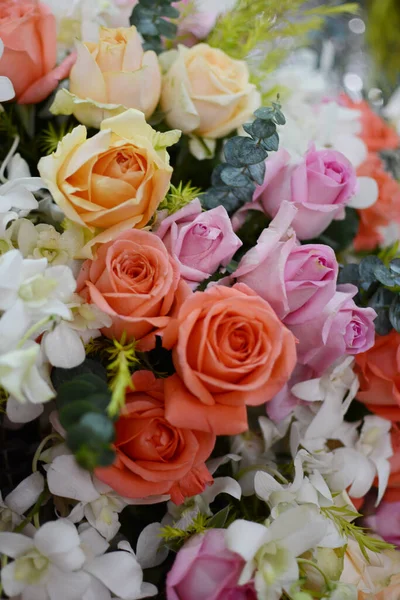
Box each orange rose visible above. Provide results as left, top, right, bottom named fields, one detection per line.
left=95, top=371, right=215, bottom=504
left=354, top=153, right=400, bottom=251
left=342, top=95, right=400, bottom=152
left=163, top=283, right=297, bottom=435
left=0, top=0, right=75, bottom=104
left=355, top=331, right=400, bottom=422
left=38, top=109, right=180, bottom=258
left=77, top=228, right=191, bottom=349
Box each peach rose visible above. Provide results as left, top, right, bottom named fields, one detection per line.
left=342, top=95, right=400, bottom=152
left=163, top=283, right=297, bottom=435
left=77, top=228, right=191, bottom=349
left=354, top=154, right=400, bottom=251
left=364, top=575, right=400, bottom=600
left=160, top=43, right=260, bottom=139
left=95, top=370, right=215, bottom=504
left=355, top=331, right=400, bottom=422
left=0, top=0, right=75, bottom=104
left=38, top=109, right=180, bottom=258
left=51, top=26, right=161, bottom=129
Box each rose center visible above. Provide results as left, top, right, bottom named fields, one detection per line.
left=324, top=161, right=345, bottom=184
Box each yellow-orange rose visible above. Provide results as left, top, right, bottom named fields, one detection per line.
left=160, top=43, right=260, bottom=140
left=38, top=109, right=180, bottom=258
left=50, top=26, right=161, bottom=128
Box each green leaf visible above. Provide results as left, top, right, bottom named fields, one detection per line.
left=157, top=18, right=177, bottom=38
left=96, top=448, right=117, bottom=467
left=220, top=166, right=251, bottom=187
left=247, top=162, right=266, bottom=185
left=389, top=296, right=400, bottom=333
left=59, top=398, right=106, bottom=429
left=261, top=132, right=279, bottom=152
left=79, top=412, right=115, bottom=444
left=317, top=208, right=359, bottom=251
left=338, top=263, right=360, bottom=286
left=374, top=308, right=393, bottom=336
left=359, top=256, right=384, bottom=284
left=51, top=359, right=107, bottom=391
left=224, top=137, right=268, bottom=167
left=251, top=118, right=276, bottom=139
left=207, top=505, right=230, bottom=529
left=254, top=107, right=275, bottom=120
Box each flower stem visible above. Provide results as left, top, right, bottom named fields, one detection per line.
left=17, top=316, right=53, bottom=349
left=32, top=433, right=62, bottom=473
left=297, top=558, right=331, bottom=589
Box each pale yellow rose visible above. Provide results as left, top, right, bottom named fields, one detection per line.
left=38, top=109, right=181, bottom=258
left=51, top=26, right=161, bottom=128
left=160, top=43, right=261, bottom=140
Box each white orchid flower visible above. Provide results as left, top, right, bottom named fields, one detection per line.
left=226, top=504, right=330, bottom=600
left=0, top=39, right=15, bottom=103
left=0, top=472, right=44, bottom=533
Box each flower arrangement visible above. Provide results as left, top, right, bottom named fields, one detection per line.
left=1, top=1, right=400, bottom=599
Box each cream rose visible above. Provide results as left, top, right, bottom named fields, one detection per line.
left=51, top=26, right=161, bottom=128
left=38, top=109, right=180, bottom=258
left=160, top=43, right=260, bottom=139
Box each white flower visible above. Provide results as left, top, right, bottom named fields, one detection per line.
left=0, top=152, right=43, bottom=217
left=383, top=86, right=400, bottom=134
left=0, top=519, right=89, bottom=600
left=0, top=472, right=44, bottom=533
left=226, top=504, right=331, bottom=600
left=0, top=39, right=14, bottom=103
left=47, top=455, right=130, bottom=541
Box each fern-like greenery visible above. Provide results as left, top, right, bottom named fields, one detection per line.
left=158, top=181, right=202, bottom=214
left=39, top=121, right=75, bottom=156
left=207, top=1, right=358, bottom=102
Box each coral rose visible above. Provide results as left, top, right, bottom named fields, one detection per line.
left=38, top=109, right=180, bottom=258
left=355, top=331, right=400, bottom=422
left=160, top=43, right=260, bottom=139
left=163, top=283, right=297, bottom=435
left=95, top=370, right=215, bottom=504
left=354, top=153, right=400, bottom=251
left=77, top=228, right=191, bottom=349
left=342, top=95, right=400, bottom=153
left=51, top=26, right=161, bottom=129
left=0, top=0, right=75, bottom=104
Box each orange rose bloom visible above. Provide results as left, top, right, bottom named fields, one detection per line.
left=77, top=228, right=191, bottom=350
left=163, top=283, right=297, bottom=436
left=95, top=371, right=215, bottom=504
left=355, top=331, right=400, bottom=422
left=354, top=153, right=400, bottom=251
left=342, top=95, right=400, bottom=152
left=0, top=0, right=75, bottom=104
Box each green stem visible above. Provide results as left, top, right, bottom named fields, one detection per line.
left=17, top=316, right=53, bottom=349
left=0, top=555, right=8, bottom=595
left=13, top=490, right=49, bottom=533
left=32, top=433, right=62, bottom=472
left=297, top=558, right=331, bottom=589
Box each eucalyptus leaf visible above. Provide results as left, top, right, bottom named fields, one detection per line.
left=261, top=132, right=279, bottom=152
left=220, top=166, right=251, bottom=187
left=338, top=263, right=360, bottom=286
left=389, top=296, right=400, bottom=333
left=373, top=308, right=393, bottom=336
left=359, top=256, right=384, bottom=284
left=251, top=118, right=276, bottom=139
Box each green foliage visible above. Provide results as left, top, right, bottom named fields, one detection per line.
left=158, top=181, right=202, bottom=214
left=365, top=0, right=400, bottom=87
left=160, top=507, right=231, bottom=552
left=130, top=0, right=179, bottom=54
left=39, top=121, right=74, bottom=156
left=201, top=102, right=284, bottom=214
left=55, top=371, right=116, bottom=470
left=207, top=0, right=358, bottom=100
left=321, top=505, right=395, bottom=561
left=339, top=254, right=400, bottom=336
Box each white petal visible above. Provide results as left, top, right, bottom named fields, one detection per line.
left=47, top=455, right=99, bottom=503
left=206, top=454, right=241, bottom=475
left=0, top=76, right=15, bottom=102
left=6, top=472, right=45, bottom=515
left=255, top=471, right=282, bottom=502
left=43, top=324, right=86, bottom=370
left=226, top=520, right=269, bottom=561
left=83, top=576, right=112, bottom=600
left=332, top=133, right=367, bottom=167
left=84, top=552, right=144, bottom=600
left=47, top=565, right=91, bottom=600
left=138, top=582, right=158, bottom=598
left=0, top=532, right=33, bottom=557
left=267, top=505, right=327, bottom=557
left=349, top=177, right=379, bottom=209
left=6, top=395, right=44, bottom=424
left=7, top=154, right=31, bottom=181
left=1, top=561, right=26, bottom=596
left=79, top=526, right=109, bottom=561
left=374, top=458, right=390, bottom=506
left=34, top=520, right=83, bottom=562
left=291, top=378, right=324, bottom=401
left=136, top=523, right=168, bottom=570
left=201, top=476, right=242, bottom=504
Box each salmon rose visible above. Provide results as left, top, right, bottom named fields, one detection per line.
left=355, top=331, right=400, bottom=422
left=95, top=371, right=215, bottom=504
left=163, top=283, right=297, bottom=435
left=38, top=109, right=180, bottom=258
left=77, top=228, right=191, bottom=349
left=0, top=0, right=76, bottom=104
left=342, top=95, right=400, bottom=152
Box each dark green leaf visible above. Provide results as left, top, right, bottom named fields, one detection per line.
left=338, top=263, right=360, bottom=286
left=156, top=18, right=177, bottom=38
left=230, top=184, right=255, bottom=202
left=390, top=258, right=400, bottom=275
left=207, top=505, right=230, bottom=529
left=374, top=264, right=396, bottom=287
left=389, top=296, right=400, bottom=333
left=359, top=256, right=383, bottom=283
left=51, top=358, right=107, bottom=390
left=160, top=6, right=180, bottom=18
left=273, top=108, right=286, bottom=125
left=138, top=19, right=159, bottom=36
left=211, top=164, right=225, bottom=187
left=224, top=137, right=267, bottom=167
left=247, top=162, right=266, bottom=186
left=57, top=381, right=99, bottom=410
left=374, top=308, right=393, bottom=336
left=79, top=413, right=115, bottom=444
left=254, top=107, right=275, bottom=120
left=96, top=448, right=117, bottom=467
left=317, top=208, right=359, bottom=251
left=59, top=400, right=103, bottom=430
left=261, top=132, right=279, bottom=152
left=251, top=118, right=276, bottom=139
left=220, top=166, right=251, bottom=187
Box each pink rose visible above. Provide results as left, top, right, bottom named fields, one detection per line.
left=252, top=146, right=357, bottom=240
left=156, top=199, right=242, bottom=288
left=173, top=0, right=220, bottom=47
left=290, top=284, right=376, bottom=375
left=234, top=202, right=338, bottom=324
left=166, top=529, right=252, bottom=600
left=365, top=501, right=400, bottom=547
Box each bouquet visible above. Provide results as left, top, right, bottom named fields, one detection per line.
left=1, top=1, right=400, bottom=599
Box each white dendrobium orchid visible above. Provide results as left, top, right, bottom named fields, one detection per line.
left=328, top=416, right=393, bottom=505
left=226, top=504, right=332, bottom=600
left=0, top=519, right=89, bottom=600
left=0, top=472, right=44, bottom=533
left=47, top=455, right=131, bottom=541
left=0, top=151, right=44, bottom=225
left=0, top=38, right=15, bottom=103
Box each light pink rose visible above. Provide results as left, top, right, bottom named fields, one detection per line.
left=290, top=284, right=376, bottom=375
left=233, top=202, right=338, bottom=324
left=251, top=146, right=357, bottom=240
left=365, top=501, right=400, bottom=547
left=173, top=0, right=219, bottom=46
left=166, top=529, right=251, bottom=600
left=156, top=198, right=242, bottom=288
